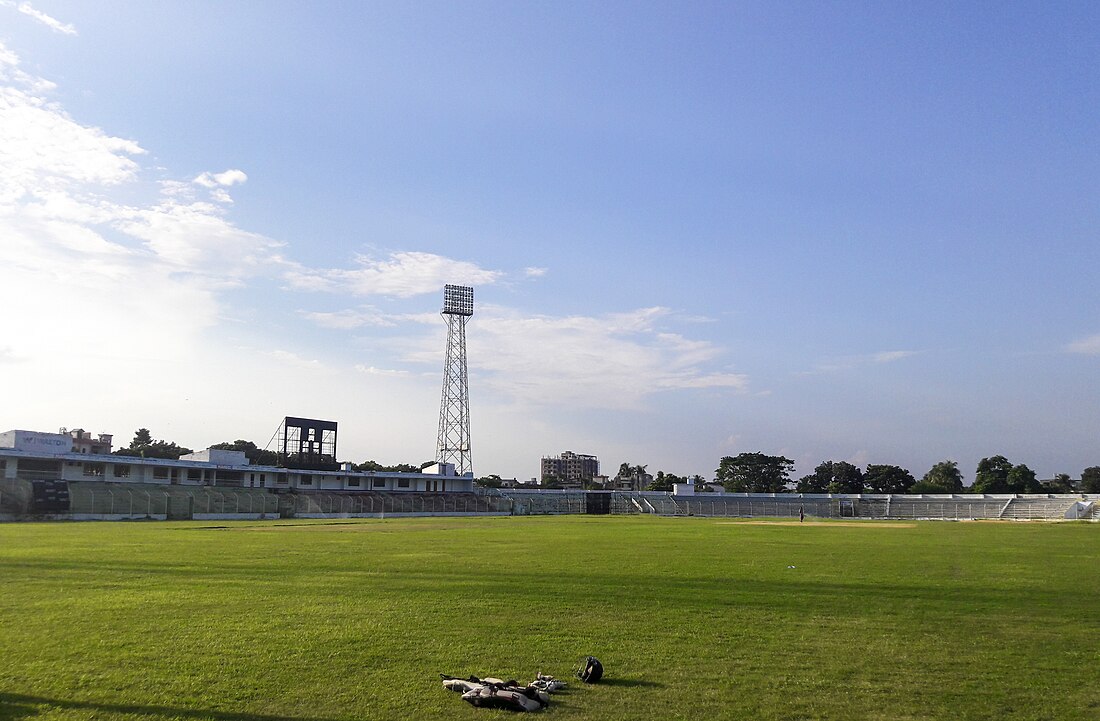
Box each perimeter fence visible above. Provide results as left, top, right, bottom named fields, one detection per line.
left=1, top=478, right=1095, bottom=522
left=65, top=482, right=280, bottom=519
left=496, top=489, right=1096, bottom=522
left=284, top=491, right=510, bottom=517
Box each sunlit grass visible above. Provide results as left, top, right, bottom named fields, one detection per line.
left=1, top=517, right=1098, bottom=720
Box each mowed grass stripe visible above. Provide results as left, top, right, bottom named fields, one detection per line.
left=0, top=517, right=1097, bottom=720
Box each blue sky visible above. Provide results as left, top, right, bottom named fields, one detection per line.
left=1, top=1, right=1098, bottom=483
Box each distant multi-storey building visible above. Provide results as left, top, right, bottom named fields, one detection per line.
left=68, top=429, right=113, bottom=455
left=610, top=468, right=653, bottom=492
left=541, top=450, right=599, bottom=487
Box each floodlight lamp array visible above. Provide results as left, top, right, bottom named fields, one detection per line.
left=442, top=284, right=474, bottom=316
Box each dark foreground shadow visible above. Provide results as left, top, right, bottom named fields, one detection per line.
left=594, top=678, right=663, bottom=689
left=0, top=693, right=336, bottom=721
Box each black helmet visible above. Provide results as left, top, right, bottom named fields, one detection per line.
left=575, top=655, right=603, bottom=683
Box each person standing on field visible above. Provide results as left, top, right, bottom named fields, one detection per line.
left=799, top=505, right=805, bottom=523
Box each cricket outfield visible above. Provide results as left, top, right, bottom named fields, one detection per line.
left=1, top=516, right=1097, bottom=720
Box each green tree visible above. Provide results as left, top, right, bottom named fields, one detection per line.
left=716, top=453, right=794, bottom=493
left=1080, top=467, right=1100, bottom=493
left=795, top=467, right=829, bottom=494
left=912, top=460, right=963, bottom=493
left=392, top=463, right=432, bottom=473
left=646, top=471, right=674, bottom=492
left=972, top=455, right=1013, bottom=493
left=828, top=462, right=864, bottom=494
left=1006, top=464, right=1041, bottom=493
left=796, top=461, right=865, bottom=494
left=864, top=464, right=916, bottom=494
left=354, top=460, right=432, bottom=473
left=132, top=428, right=153, bottom=447
left=113, top=428, right=192, bottom=460
left=210, top=439, right=279, bottom=466
left=616, top=462, right=650, bottom=483
left=1042, top=473, right=1074, bottom=493
left=476, top=474, right=503, bottom=488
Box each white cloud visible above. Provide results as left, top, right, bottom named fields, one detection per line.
left=194, top=169, right=247, bottom=188
left=871, top=350, right=918, bottom=364
left=291, top=251, right=502, bottom=298
left=0, top=209, right=219, bottom=362
left=1065, top=334, right=1100, bottom=355
left=113, top=199, right=284, bottom=278
left=266, top=350, right=325, bottom=369
left=300, top=307, right=396, bottom=329
left=355, top=365, right=411, bottom=378
left=8, top=1, right=77, bottom=35
left=426, top=305, right=747, bottom=410
left=523, top=266, right=547, bottom=278
left=803, top=349, right=921, bottom=374
left=283, top=267, right=339, bottom=292
left=0, top=41, right=285, bottom=376
left=0, top=86, right=144, bottom=203
left=323, top=303, right=747, bottom=411
left=210, top=188, right=233, bottom=204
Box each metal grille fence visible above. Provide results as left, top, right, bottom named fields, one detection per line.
left=0, top=478, right=33, bottom=515
left=499, top=491, right=1092, bottom=521
left=286, top=491, right=510, bottom=517
left=1, top=478, right=1093, bottom=522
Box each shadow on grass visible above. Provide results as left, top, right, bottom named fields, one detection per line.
left=0, top=693, right=334, bottom=721
left=596, top=678, right=663, bottom=688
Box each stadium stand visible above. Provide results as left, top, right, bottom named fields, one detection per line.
left=284, top=490, right=509, bottom=517
left=886, top=497, right=1005, bottom=520
left=998, top=497, right=1081, bottom=521
left=64, top=481, right=279, bottom=519
left=673, top=495, right=829, bottom=519
left=644, top=493, right=684, bottom=515
left=498, top=490, right=587, bottom=515
left=608, top=492, right=644, bottom=514
left=3, top=473, right=1095, bottom=522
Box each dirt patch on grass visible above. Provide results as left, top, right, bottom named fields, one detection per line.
left=718, top=520, right=917, bottom=528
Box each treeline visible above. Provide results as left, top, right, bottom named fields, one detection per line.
left=714, top=452, right=1100, bottom=494
left=613, top=463, right=705, bottom=491
left=111, top=429, right=431, bottom=472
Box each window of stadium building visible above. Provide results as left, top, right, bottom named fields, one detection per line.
left=83, top=463, right=104, bottom=477
left=113, top=465, right=130, bottom=478
left=398, top=479, right=410, bottom=488
left=347, top=477, right=360, bottom=487
left=372, top=478, right=385, bottom=488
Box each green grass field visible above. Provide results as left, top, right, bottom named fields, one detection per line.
left=1, top=516, right=1098, bottom=721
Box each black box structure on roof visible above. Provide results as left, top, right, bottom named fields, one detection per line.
left=279, top=416, right=339, bottom=471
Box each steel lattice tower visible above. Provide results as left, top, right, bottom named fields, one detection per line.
left=436, top=284, right=473, bottom=475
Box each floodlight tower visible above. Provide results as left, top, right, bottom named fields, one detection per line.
left=436, top=284, right=474, bottom=475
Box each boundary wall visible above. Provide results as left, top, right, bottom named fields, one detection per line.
left=0, top=480, right=511, bottom=521
left=1, top=479, right=1096, bottom=522
left=496, top=489, right=1099, bottom=522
